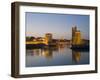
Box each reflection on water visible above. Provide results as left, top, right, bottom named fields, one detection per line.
left=72, top=51, right=81, bottom=63
left=26, top=45, right=89, bottom=67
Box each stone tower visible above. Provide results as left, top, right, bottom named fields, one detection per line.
left=72, top=26, right=81, bottom=45
left=45, top=33, right=52, bottom=45
left=72, top=26, right=77, bottom=44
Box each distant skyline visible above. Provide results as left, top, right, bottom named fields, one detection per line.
left=25, top=12, right=89, bottom=40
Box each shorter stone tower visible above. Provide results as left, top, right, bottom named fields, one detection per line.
left=45, top=33, right=52, bottom=45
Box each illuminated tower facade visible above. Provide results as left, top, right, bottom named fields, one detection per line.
left=45, top=33, right=52, bottom=45
left=72, top=26, right=82, bottom=45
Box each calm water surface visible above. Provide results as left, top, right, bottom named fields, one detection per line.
left=26, top=45, right=89, bottom=67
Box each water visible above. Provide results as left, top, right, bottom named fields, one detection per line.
left=26, top=45, right=89, bottom=67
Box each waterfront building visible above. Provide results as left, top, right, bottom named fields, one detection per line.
left=72, top=26, right=82, bottom=45
left=73, top=30, right=81, bottom=45
left=45, top=33, right=53, bottom=45
left=72, top=26, right=77, bottom=43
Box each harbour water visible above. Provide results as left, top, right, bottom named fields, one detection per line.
left=26, top=45, right=89, bottom=67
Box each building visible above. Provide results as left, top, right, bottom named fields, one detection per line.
left=72, top=26, right=82, bottom=45
left=73, top=30, right=81, bottom=45
left=45, top=33, right=53, bottom=45
left=72, top=26, right=77, bottom=37
left=72, top=26, right=77, bottom=44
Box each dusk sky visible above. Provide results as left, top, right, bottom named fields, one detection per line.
left=25, top=12, right=89, bottom=40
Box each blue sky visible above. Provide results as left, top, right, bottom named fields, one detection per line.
left=25, top=12, right=89, bottom=39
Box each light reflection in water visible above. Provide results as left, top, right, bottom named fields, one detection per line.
left=72, top=51, right=81, bottom=63
left=26, top=45, right=89, bottom=67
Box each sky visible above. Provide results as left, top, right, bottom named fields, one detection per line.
left=25, top=12, right=89, bottom=40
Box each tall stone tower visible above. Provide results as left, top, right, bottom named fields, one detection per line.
left=45, top=33, right=52, bottom=45
left=72, top=26, right=81, bottom=45
left=72, top=26, right=77, bottom=44
left=73, top=30, right=81, bottom=45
